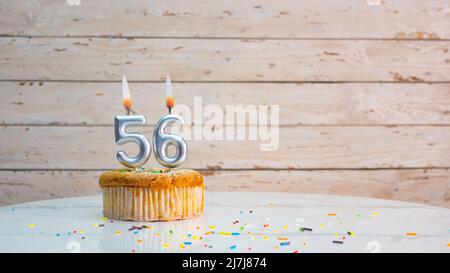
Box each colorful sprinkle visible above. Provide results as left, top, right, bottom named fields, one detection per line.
left=327, top=213, right=337, bottom=216
left=230, top=245, right=237, bottom=250
left=280, top=242, right=290, bottom=246
left=333, top=240, right=344, bottom=244
left=208, top=225, right=216, bottom=230
left=231, top=232, right=240, bottom=236
left=184, top=242, right=192, bottom=246
left=162, top=243, right=171, bottom=249
left=406, top=232, right=417, bottom=236
left=299, top=227, right=313, bottom=232
left=27, top=224, right=36, bottom=229
left=114, top=230, right=121, bottom=236
left=277, top=237, right=289, bottom=241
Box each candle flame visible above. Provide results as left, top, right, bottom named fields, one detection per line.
left=122, top=75, right=132, bottom=113
left=165, top=75, right=174, bottom=110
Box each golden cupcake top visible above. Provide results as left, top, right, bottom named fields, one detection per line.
left=99, top=168, right=204, bottom=189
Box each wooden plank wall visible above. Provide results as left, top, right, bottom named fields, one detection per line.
left=0, top=0, right=449, bottom=207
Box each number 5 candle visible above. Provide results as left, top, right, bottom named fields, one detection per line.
left=114, top=76, right=151, bottom=168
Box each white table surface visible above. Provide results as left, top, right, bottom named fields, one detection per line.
left=0, top=192, right=449, bottom=253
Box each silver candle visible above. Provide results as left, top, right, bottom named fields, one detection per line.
left=153, top=114, right=187, bottom=168
left=113, top=76, right=151, bottom=168
left=114, top=115, right=151, bottom=168
left=152, top=76, right=187, bottom=168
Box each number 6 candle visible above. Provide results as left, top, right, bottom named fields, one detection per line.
left=153, top=76, right=187, bottom=168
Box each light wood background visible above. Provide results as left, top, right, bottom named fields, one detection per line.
left=1, top=0, right=449, bottom=207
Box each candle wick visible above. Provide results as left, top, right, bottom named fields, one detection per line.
left=168, top=107, right=172, bottom=114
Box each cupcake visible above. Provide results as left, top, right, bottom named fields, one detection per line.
left=99, top=168, right=204, bottom=221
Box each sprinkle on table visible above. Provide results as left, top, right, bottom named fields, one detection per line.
left=162, top=243, right=171, bottom=249
left=332, top=240, right=344, bottom=244
left=447, top=243, right=450, bottom=247
left=277, top=237, right=289, bottom=241
left=299, top=227, right=313, bottom=232
left=280, top=242, right=290, bottom=246
left=184, top=242, right=192, bottom=246
left=208, top=225, right=216, bottom=230
left=27, top=224, right=36, bottom=229
left=327, top=213, right=337, bottom=216
left=406, top=232, right=417, bottom=237
left=230, top=245, right=237, bottom=250
left=114, top=230, right=122, bottom=236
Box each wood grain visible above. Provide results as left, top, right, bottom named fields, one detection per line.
left=1, top=169, right=448, bottom=208
left=1, top=0, right=449, bottom=39
left=2, top=82, right=450, bottom=126
left=1, top=37, right=449, bottom=82
left=1, top=125, right=449, bottom=169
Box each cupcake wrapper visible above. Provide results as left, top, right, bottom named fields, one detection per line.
left=102, top=186, right=204, bottom=221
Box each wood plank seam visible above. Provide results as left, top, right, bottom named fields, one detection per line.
left=0, top=167, right=448, bottom=172
left=0, top=35, right=449, bottom=41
